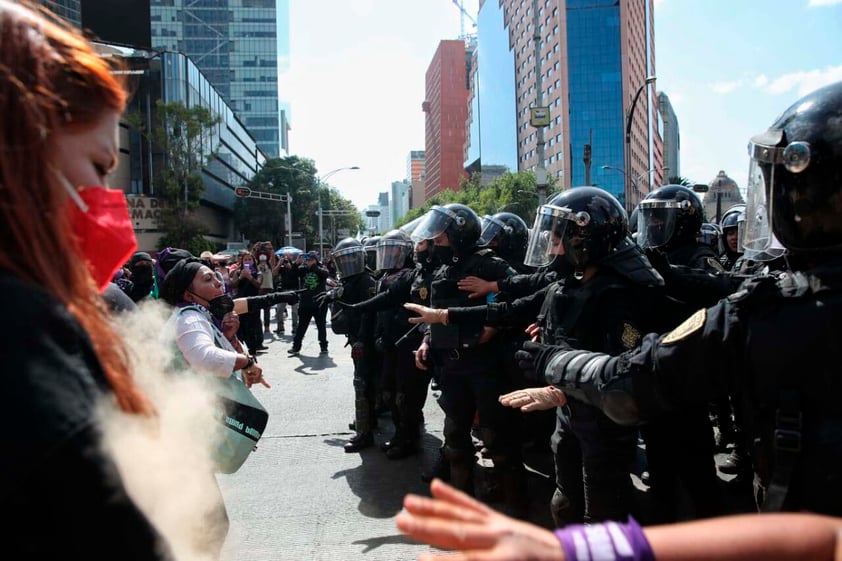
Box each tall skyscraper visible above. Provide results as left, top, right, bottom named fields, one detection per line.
left=658, top=91, right=680, bottom=180
left=150, top=0, right=290, bottom=158
left=423, top=40, right=470, bottom=199
left=471, top=0, right=661, bottom=208
left=407, top=150, right=426, bottom=183
left=37, top=0, right=80, bottom=27
left=390, top=180, right=411, bottom=226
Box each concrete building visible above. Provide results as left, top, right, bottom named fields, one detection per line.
left=423, top=40, right=470, bottom=199
left=150, top=0, right=290, bottom=158
left=465, top=0, right=661, bottom=210
left=95, top=44, right=267, bottom=252
left=658, top=91, right=680, bottom=180
left=702, top=170, right=744, bottom=225
left=391, top=181, right=411, bottom=226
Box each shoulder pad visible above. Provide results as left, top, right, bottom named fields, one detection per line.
left=726, top=274, right=778, bottom=303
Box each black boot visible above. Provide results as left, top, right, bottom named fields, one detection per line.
left=422, top=447, right=451, bottom=483
left=344, top=432, right=373, bottom=453
left=385, top=437, right=418, bottom=460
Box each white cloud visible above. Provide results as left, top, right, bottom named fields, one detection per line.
left=761, top=65, right=842, bottom=96
left=753, top=74, right=769, bottom=88
left=808, top=0, right=842, bottom=6
left=711, top=80, right=742, bottom=94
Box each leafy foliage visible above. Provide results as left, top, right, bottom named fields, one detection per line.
left=233, top=157, right=364, bottom=249
left=396, top=170, right=552, bottom=228
left=128, top=101, right=222, bottom=252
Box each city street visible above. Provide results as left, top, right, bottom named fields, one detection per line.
left=218, top=312, right=452, bottom=561
left=216, top=310, right=751, bottom=561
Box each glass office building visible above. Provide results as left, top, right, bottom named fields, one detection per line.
left=465, top=0, right=518, bottom=173
left=566, top=0, right=624, bottom=198
left=95, top=44, right=267, bottom=250
left=151, top=0, right=289, bottom=158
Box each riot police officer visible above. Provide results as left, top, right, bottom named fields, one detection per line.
left=719, top=204, right=746, bottom=271
left=634, top=184, right=727, bottom=522
left=638, top=184, right=725, bottom=273
left=326, top=238, right=378, bottom=452
left=478, top=212, right=534, bottom=274
left=511, top=80, right=842, bottom=516
left=408, top=188, right=671, bottom=524
left=410, top=203, right=524, bottom=512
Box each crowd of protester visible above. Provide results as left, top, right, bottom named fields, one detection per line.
left=6, top=1, right=842, bottom=559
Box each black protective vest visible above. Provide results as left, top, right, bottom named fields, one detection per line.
left=429, top=249, right=507, bottom=350
left=374, top=268, right=414, bottom=347
left=537, top=276, right=626, bottom=349
left=735, top=270, right=842, bottom=514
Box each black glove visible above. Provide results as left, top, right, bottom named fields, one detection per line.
left=315, top=286, right=344, bottom=308
left=514, top=340, right=570, bottom=382
left=643, top=247, right=672, bottom=281
left=271, top=290, right=299, bottom=305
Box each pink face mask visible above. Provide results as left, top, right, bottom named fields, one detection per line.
left=60, top=176, right=137, bottom=292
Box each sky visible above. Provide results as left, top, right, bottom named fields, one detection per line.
left=281, top=0, right=842, bottom=212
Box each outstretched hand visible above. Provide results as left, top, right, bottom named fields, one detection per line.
left=395, top=479, right=564, bottom=561
left=457, top=276, right=496, bottom=299
left=405, top=303, right=448, bottom=325
left=499, top=386, right=567, bottom=412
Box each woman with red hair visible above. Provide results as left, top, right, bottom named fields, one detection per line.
left=0, top=2, right=171, bottom=558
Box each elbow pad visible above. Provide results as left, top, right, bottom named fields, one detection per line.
left=543, top=350, right=642, bottom=425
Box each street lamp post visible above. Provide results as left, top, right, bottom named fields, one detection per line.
left=317, top=166, right=360, bottom=259
left=624, top=75, right=656, bottom=212
left=601, top=164, right=668, bottom=207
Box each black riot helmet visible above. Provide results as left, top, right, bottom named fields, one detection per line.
left=411, top=203, right=482, bottom=253
left=524, top=186, right=627, bottom=276
left=636, top=184, right=705, bottom=250
left=719, top=204, right=746, bottom=257
left=362, top=235, right=381, bottom=271
left=697, top=223, right=722, bottom=250
left=376, top=229, right=413, bottom=271
left=744, top=80, right=842, bottom=256
left=479, top=211, right=529, bottom=265
left=331, top=237, right=366, bottom=278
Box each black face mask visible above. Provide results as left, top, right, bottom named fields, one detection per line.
left=206, top=294, right=235, bottom=320
left=433, top=245, right=454, bottom=264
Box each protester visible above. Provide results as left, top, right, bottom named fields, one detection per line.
left=396, top=479, right=842, bottom=561
left=0, top=2, right=171, bottom=557
left=289, top=251, right=330, bottom=356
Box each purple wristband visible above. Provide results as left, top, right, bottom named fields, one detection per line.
left=554, top=516, right=654, bottom=561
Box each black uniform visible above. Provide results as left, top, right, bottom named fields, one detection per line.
left=427, top=247, right=521, bottom=497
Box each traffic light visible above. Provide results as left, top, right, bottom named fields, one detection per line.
left=234, top=187, right=252, bottom=198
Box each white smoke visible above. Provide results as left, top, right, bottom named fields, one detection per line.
left=99, top=299, right=229, bottom=561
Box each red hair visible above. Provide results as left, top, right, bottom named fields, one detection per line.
left=0, top=2, right=151, bottom=415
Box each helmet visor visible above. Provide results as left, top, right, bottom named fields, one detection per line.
left=411, top=206, right=456, bottom=242
left=743, top=148, right=779, bottom=258
left=636, top=200, right=680, bottom=248
left=332, top=246, right=365, bottom=277
left=524, top=205, right=571, bottom=267
left=376, top=239, right=410, bottom=270
left=478, top=215, right=508, bottom=246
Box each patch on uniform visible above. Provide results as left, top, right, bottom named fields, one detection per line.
left=419, top=286, right=428, bottom=301
left=621, top=323, right=641, bottom=349
left=661, top=308, right=706, bottom=345
left=706, top=257, right=726, bottom=272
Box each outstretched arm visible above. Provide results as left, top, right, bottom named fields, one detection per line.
left=397, top=480, right=842, bottom=561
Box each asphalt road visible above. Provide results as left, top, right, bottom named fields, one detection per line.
left=217, top=310, right=755, bottom=561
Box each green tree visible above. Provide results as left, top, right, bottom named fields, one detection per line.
left=667, top=175, right=694, bottom=186
left=396, top=170, right=548, bottom=228
left=234, top=157, right=364, bottom=249
left=129, top=100, right=221, bottom=254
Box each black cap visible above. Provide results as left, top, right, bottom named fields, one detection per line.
left=160, top=258, right=203, bottom=306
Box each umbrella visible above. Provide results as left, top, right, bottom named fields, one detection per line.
left=275, top=246, right=303, bottom=256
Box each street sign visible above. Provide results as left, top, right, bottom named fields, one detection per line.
left=365, top=210, right=381, bottom=217
left=234, top=187, right=252, bottom=198
left=530, top=106, right=551, bottom=127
